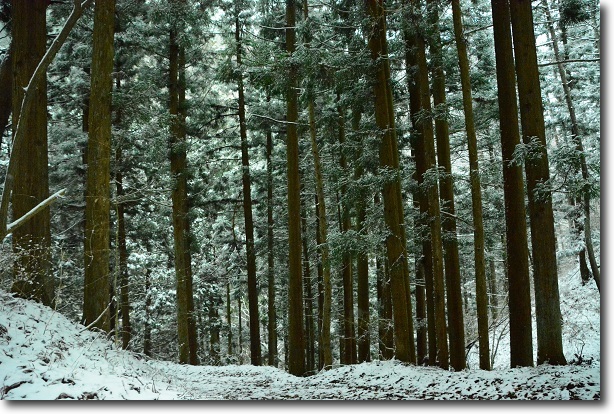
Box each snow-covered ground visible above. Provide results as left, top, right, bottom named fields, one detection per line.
left=0, top=272, right=600, bottom=401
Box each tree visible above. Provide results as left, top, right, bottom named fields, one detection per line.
left=235, top=3, right=261, bottom=366
left=490, top=0, right=533, bottom=368
left=286, top=0, right=306, bottom=376
left=451, top=0, right=489, bottom=370
left=426, top=0, right=465, bottom=371
left=367, top=0, right=415, bottom=364
left=169, top=10, right=198, bottom=364
left=83, top=0, right=116, bottom=330
left=509, top=0, right=566, bottom=366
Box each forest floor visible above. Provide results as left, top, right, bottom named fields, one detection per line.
left=0, top=266, right=601, bottom=401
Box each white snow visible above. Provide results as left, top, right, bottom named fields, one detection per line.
left=0, top=270, right=600, bottom=401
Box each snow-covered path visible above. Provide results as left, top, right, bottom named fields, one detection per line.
left=0, top=289, right=600, bottom=400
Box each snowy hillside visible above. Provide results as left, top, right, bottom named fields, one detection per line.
left=0, top=272, right=600, bottom=401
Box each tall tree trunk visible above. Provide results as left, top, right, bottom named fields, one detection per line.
left=315, top=193, right=325, bottom=370
left=428, top=0, right=466, bottom=372
left=286, top=0, right=305, bottom=376
left=143, top=253, right=153, bottom=357
left=235, top=12, right=262, bottom=366
left=509, top=0, right=566, bottom=366
left=409, top=0, right=448, bottom=369
left=367, top=0, right=415, bottom=365
left=301, top=0, right=332, bottom=371
left=266, top=93, right=278, bottom=366
left=10, top=0, right=52, bottom=306
left=83, top=0, right=116, bottom=329
left=490, top=0, right=534, bottom=368
left=169, top=24, right=198, bottom=365
left=353, top=108, right=371, bottom=364
left=114, top=63, right=131, bottom=350
left=404, top=25, right=436, bottom=366
left=542, top=0, right=600, bottom=291
left=209, top=294, right=221, bottom=365
left=337, top=96, right=357, bottom=365
left=451, top=0, right=489, bottom=370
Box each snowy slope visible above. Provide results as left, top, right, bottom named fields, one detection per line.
left=0, top=276, right=600, bottom=400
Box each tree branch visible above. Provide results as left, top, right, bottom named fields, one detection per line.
left=538, top=58, right=600, bottom=67
left=3, top=189, right=66, bottom=240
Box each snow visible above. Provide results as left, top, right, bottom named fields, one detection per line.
left=0, top=272, right=600, bottom=401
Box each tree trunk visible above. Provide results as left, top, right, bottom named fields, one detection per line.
left=451, top=0, right=489, bottom=370
left=367, top=0, right=415, bottom=365
left=10, top=0, right=52, bottom=307
left=266, top=94, right=277, bottom=366
left=509, top=0, right=566, bottom=366
left=542, top=0, right=600, bottom=291
left=286, top=0, right=305, bottom=376
left=404, top=25, right=436, bottom=366
left=169, top=25, right=198, bottom=365
left=337, top=97, right=357, bottom=365
left=83, top=0, right=116, bottom=330
left=490, top=0, right=534, bottom=368
left=428, top=0, right=466, bottom=372
left=235, top=12, right=261, bottom=366
left=353, top=108, right=371, bottom=364
left=410, top=0, right=448, bottom=369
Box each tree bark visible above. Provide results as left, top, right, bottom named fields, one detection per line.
left=83, top=0, right=116, bottom=330
left=266, top=93, right=278, bottom=366
left=10, top=0, right=52, bottom=307
left=337, top=97, right=357, bottom=365
left=509, top=0, right=566, bottom=366
left=286, top=0, right=305, bottom=376
left=490, top=0, right=534, bottom=368
left=169, top=23, right=198, bottom=365
left=428, top=0, right=466, bottom=372
left=367, top=0, right=415, bottom=365
left=235, top=11, right=261, bottom=366
left=451, top=0, right=489, bottom=370
left=410, top=0, right=448, bottom=369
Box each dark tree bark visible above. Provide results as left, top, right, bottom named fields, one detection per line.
left=337, top=97, right=357, bottom=365
left=10, top=0, right=52, bottom=306
left=286, top=0, right=306, bottom=376
left=235, top=10, right=261, bottom=366
left=410, top=0, right=449, bottom=369
left=353, top=108, right=371, bottom=364
left=428, top=0, right=466, bottom=372
left=490, top=0, right=534, bottom=368
left=143, top=243, right=153, bottom=357
left=169, top=22, right=198, bottom=365
left=367, top=0, right=415, bottom=365
left=509, top=0, right=566, bottom=366
left=451, top=0, right=489, bottom=370
left=376, top=249, right=393, bottom=361
left=266, top=93, right=278, bottom=366
left=404, top=26, right=435, bottom=366
left=300, top=186, right=316, bottom=373
left=83, top=0, right=116, bottom=330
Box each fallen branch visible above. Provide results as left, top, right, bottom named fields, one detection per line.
left=3, top=188, right=67, bottom=240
